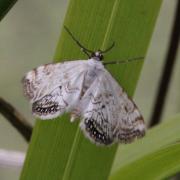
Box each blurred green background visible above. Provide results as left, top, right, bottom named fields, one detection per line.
left=0, top=0, right=179, bottom=179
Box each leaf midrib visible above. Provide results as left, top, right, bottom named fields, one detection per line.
left=61, top=0, right=120, bottom=179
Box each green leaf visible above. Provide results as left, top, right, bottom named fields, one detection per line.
left=0, top=0, right=18, bottom=21
left=111, top=113, right=180, bottom=175
left=110, top=143, right=180, bottom=180
left=110, top=114, right=180, bottom=179
left=20, top=0, right=162, bottom=179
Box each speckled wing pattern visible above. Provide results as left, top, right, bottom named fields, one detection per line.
left=22, top=59, right=145, bottom=145
left=22, top=61, right=87, bottom=119
left=79, top=70, right=145, bottom=145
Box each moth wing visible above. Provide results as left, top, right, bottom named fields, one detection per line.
left=79, top=75, right=114, bottom=145
left=79, top=71, right=145, bottom=145
left=104, top=70, right=146, bottom=144
left=22, top=60, right=88, bottom=119
left=22, top=60, right=88, bottom=102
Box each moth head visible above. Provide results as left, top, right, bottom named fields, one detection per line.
left=91, top=51, right=104, bottom=61
left=90, top=42, right=115, bottom=61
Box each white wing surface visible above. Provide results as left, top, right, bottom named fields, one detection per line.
left=22, top=59, right=145, bottom=145
left=22, top=60, right=88, bottom=119
left=79, top=70, right=145, bottom=145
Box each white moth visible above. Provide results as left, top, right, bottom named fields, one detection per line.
left=22, top=26, right=145, bottom=145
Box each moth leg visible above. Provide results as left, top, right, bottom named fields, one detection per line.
left=70, top=108, right=81, bottom=122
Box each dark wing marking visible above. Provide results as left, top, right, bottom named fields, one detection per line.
left=22, top=60, right=88, bottom=102
left=79, top=71, right=145, bottom=145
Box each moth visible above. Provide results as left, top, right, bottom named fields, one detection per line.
left=22, top=26, right=145, bottom=145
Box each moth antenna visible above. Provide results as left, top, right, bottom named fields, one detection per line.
left=64, top=26, right=93, bottom=57
left=101, top=42, right=115, bottom=53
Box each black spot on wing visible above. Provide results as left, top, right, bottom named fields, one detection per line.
left=84, top=118, right=113, bottom=145
left=32, top=102, right=60, bottom=115
left=32, top=93, right=62, bottom=116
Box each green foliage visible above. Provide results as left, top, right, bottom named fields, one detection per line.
left=110, top=114, right=180, bottom=180
left=111, top=143, right=180, bottom=180
left=111, top=113, right=180, bottom=173
left=20, top=0, right=162, bottom=179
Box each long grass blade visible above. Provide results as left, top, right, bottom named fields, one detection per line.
left=21, top=0, right=162, bottom=179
